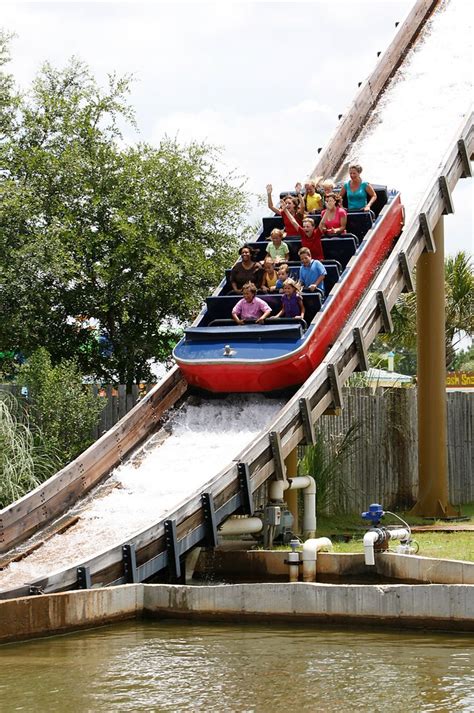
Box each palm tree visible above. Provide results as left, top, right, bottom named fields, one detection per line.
left=379, top=251, right=473, bottom=369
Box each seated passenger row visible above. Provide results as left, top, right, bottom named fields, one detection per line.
left=228, top=246, right=328, bottom=297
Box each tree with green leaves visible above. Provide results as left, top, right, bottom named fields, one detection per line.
left=1, top=49, right=251, bottom=385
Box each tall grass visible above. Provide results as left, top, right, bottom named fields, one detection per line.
left=298, top=423, right=361, bottom=515
left=0, top=393, right=58, bottom=508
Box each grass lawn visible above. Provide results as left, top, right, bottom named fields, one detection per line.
left=314, top=503, right=474, bottom=562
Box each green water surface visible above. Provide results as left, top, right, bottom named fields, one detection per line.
left=1, top=620, right=473, bottom=712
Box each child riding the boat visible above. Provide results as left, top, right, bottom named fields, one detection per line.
left=231, top=283, right=272, bottom=325
left=274, top=278, right=305, bottom=321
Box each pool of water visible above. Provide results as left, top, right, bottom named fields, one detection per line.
left=1, top=620, right=473, bottom=712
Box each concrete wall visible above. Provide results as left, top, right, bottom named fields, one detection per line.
left=0, top=584, right=142, bottom=643
left=1, top=554, right=473, bottom=643
left=195, top=549, right=474, bottom=585
left=144, top=583, right=474, bottom=632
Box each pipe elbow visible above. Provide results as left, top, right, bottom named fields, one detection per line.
left=287, top=475, right=315, bottom=494
left=302, top=537, right=333, bottom=582
left=363, top=530, right=380, bottom=566
left=302, top=537, right=333, bottom=562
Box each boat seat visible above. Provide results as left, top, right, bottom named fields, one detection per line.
left=346, top=211, right=374, bottom=242
left=185, top=322, right=305, bottom=342
left=205, top=292, right=323, bottom=325
left=261, top=215, right=284, bottom=238
left=224, top=261, right=340, bottom=296
left=321, top=236, right=358, bottom=269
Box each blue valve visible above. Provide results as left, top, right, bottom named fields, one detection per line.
left=361, top=503, right=385, bottom=526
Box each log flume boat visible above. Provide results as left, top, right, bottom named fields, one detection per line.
left=173, top=190, right=404, bottom=394
left=0, top=0, right=472, bottom=599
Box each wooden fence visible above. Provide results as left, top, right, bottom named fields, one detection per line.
left=1, top=383, right=472, bottom=509
left=316, top=387, right=473, bottom=511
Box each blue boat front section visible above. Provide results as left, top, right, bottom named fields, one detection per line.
left=174, top=324, right=315, bottom=363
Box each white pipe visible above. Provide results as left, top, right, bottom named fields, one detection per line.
left=290, top=476, right=316, bottom=539
left=387, top=527, right=410, bottom=542
left=219, top=516, right=263, bottom=536
left=363, top=527, right=411, bottom=566
left=287, top=550, right=300, bottom=583
left=363, top=530, right=379, bottom=566
left=268, top=475, right=317, bottom=539
left=301, top=537, right=333, bottom=582
left=268, top=479, right=289, bottom=501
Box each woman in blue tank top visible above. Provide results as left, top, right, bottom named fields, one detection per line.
left=340, top=164, right=377, bottom=212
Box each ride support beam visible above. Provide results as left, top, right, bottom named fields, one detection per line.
left=284, top=448, right=299, bottom=533
left=411, top=216, right=458, bottom=518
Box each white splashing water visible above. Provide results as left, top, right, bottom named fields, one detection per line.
left=0, top=396, right=283, bottom=590
left=343, top=0, right=472, bottom=224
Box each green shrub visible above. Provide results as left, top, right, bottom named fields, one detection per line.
left=17, top=348, right=105, bottom=468
left=298, top=423, right=361, bottom=515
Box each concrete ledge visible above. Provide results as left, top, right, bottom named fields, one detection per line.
left=1, top=579, right=473, bottom=644
left=144, top=582, right=474, bottom=632
left=0, top=584, right=143, bottom=643
left=376, top=552, right=474, bottom=584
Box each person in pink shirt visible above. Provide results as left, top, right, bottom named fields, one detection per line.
left=232, top=283, right=272, bottom=325
left=319, top=193, right=347, bottom=236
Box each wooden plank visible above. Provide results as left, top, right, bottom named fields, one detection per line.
left=299, top=397, right=316, bottom=446
left=327, top=363, right=343, bottom=410
left=353, top=327, right=369, bottom=372
left=439, top=175, right=454, bottom=215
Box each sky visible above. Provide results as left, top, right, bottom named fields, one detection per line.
left=2, top=0, right=473, bottom=255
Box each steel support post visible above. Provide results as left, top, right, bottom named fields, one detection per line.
left=411, top=216, right=458, bottom=517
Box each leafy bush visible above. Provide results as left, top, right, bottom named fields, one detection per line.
left=17, top=348, right=105, bottom=467
left=298, top=423, right=361, bottom=515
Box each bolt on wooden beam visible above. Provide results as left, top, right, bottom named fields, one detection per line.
left=237, top=462, right=254, bottom=515
left=269, top=431, right=286, bottom=481
left=164, top=519, right=181, bottom=581
left=122, top=544, right=138, bottom=584
left=201, top=492, right=218, bottom=548
left=76, top=566, right=91, bottom=590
